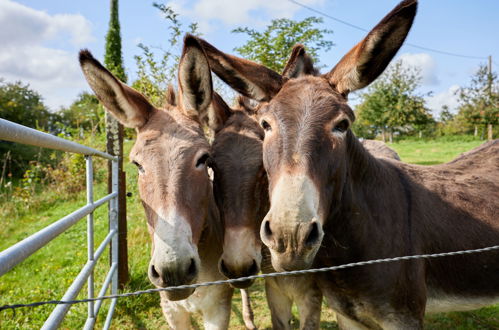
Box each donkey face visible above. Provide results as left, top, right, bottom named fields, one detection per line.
left=198, top=0, right=418, bottom=271
left=80, top=36, right=216, bottom=300
left=210, top=95, right=268, bottom=288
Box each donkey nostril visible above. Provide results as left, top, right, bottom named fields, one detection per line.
left=150, top=265, right=160, bottom=279
left=187, top=258, right=197, bottom=278
left=305, top=222, right=320, bottom=246
left=264, top=220, right=272, bottom=238
left=220, top=259, right=231, bottom=277
left=248, top=259, right=259, bottom=275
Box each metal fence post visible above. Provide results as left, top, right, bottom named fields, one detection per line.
left=86, top=156, right=95, bottom=323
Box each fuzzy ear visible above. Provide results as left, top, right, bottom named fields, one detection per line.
left=178, top=35, right=213, bottom=120
left=79, top=50, right=153, bottom=128
left=325, top=0, right=417, bottom=95
left=207, top=92, right=233, bottom=133
left=196, top=37, right=283, bottom=102
left=282, top=44, right=319, bottom=78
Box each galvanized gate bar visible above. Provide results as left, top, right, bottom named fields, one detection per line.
left=86, top=156, right=95, bottom=324
left=41, top=229, right=117, bottom=330
left=0, top=118, right=122, bottom=328
left=86, top=262, right=118, bottom=329
left=0, top=118, right=116, bottom=160
left=0, top=192, right=117, bottom=277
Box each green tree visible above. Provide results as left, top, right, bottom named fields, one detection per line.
left=0, top=80, right=52, bottom=129
left=355, top=60, right=433, bottom=142
left=457, top=64, right=498, bottom=140
left=132, top=3, right=199, bottom=107
left=0, top=80, right=56, bottom=177
left=233, top=17, right=333, bottom=72
left=57, top=92, right=103, bottom=134
left=105, top=0, right=127, bottom=82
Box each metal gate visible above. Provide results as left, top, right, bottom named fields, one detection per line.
left=0, top=118, right=121, bottom=329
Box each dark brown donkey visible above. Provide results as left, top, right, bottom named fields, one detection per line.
left=195, top=0, right=499, bottom=328
left=79, top=36, right=233, bottom=329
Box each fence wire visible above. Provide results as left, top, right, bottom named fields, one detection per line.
left=1, top=244, right=498, bottom=313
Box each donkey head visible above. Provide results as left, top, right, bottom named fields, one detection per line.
left=210, top=46, right=317, bottom=287
left=199, top=0, right=417, bottom=271
left=80, top=36, right=218, bottom=300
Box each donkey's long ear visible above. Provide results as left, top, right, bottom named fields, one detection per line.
left=282, top=44, right=318, bottom=78
left=178, top=35, right=213, bottom=120
left=325, top=0, right=417, bottom=95
left=197, top=37, right=283, bottom=102
left=79, top=50, right=153, bottom=129
left=207, top=92, right=233, bottom=133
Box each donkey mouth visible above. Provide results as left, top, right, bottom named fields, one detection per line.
left=230, top=279, right=254, bottom=289
left=163, top=287, right=196, bottom=301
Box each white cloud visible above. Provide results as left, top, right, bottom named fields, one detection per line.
left=0, top=0, right=95, bottom=110
left=167, top=0, right=324, bottom=33
left=398, top=53, right=439, bottom=86
left=426, top=85, right=461, bottom=115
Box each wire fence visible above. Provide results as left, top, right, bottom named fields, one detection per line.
left=1, top=244, right=498, bottom=313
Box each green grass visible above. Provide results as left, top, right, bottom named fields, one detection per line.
left=0, top=137, right=497, bottom=329
left=390, top=138, right=483, bottom=165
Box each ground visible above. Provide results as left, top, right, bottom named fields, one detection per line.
left=0, top=137, right=497, bottom=329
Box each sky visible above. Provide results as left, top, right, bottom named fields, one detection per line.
left=1, top=0, right=499, bottom=117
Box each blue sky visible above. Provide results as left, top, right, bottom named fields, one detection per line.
left=2, top=0, right=498, bottom=116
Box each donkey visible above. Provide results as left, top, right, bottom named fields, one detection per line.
left=194, top=0, right=499, bottom=328
left=208, top=45, right=323, bottom=330
left=79, top=36, right=233, bottom=329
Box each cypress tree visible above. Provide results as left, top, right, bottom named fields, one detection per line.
left=105, top=0, right=127, bottom=82
left=104, top=0, right=128, bottom=287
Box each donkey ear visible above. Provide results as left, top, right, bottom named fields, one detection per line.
left=207, top=92, right=233, bottom=133
left=79, top=50, right=153, bottom=129
left=282, top=44, right=318, bottom=78
left=178, top=34, right=213, bottom=120
left=197, top=37, right=283, bottom=102
left=325, top=0, right=417, bottom=95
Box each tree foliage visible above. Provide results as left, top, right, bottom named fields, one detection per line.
left=132, top=3, right=199, bottom=107
left=457, top=64, right=498, bottom=127
left=232, top=17, right=333, bottom=72
left=0, top=80, right=52, bottom=130
left=57, top=92, right=104, bottom=134
left=354, top=60, right=433, bottom=140
left=104, top=0, right=127, bottom=82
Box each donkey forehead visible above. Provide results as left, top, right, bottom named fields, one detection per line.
left=131, top=109, right=208, bottom=158
left=260, top=76, right=353, bottom=122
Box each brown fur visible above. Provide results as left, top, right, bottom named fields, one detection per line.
left=196, top=1, right=499, bottom=328
left=79, top=35, right=233, bottom=329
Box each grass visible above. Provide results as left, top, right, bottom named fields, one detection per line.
left=0, top=137, right=497, bottom=329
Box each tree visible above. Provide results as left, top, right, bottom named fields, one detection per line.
left=457, top=64, right=498, bottom=140
left=0, top=80, right=52, bottom=130
left=233, top=17, right=333, bottom=72
left=355, top=60, right=433, bottom=142
left=132, top=3, right=199, bottom=107
left=104, top=0, right=128, bottom=287
left=0, top=80, right=56, bottom=177
left=57, top=92, right=104, bottom=134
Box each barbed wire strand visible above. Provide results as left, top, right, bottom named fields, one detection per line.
left=1, top=244, right=498, bottom=313
left=287, top=0, right=488, bottom=60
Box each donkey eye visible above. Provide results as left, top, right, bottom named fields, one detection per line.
left=333, top=120, right=349, bottom=133
left=260, top=120, right=271, bottom=132
left=196, top=153, right=211, bottom=168
left=132, top=161, right=144, bottom=173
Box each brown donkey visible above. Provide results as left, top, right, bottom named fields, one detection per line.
left=196, top=0, right=499, bottom=328
left=79, top=36, right=233, bottom=329
left=209, top=93, right=322, bottom=329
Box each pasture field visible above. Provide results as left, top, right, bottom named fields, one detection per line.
left=0, top=137, right=497, bottom=329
